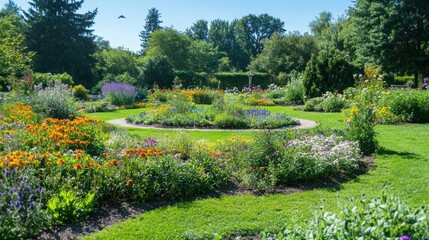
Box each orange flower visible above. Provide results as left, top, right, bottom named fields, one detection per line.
left=259, top=166, right=265, bottom=171
left=8, top=162, right=19, bottom=169
left=250, top=167, right=254, bottom=172
left=107, top=160, right=118, bottom=166
left=73, top=163, right=83, bottom=170
left=57, top=159, right=66, bottom=165
left=46, top=161, right=53, bottom=166
left=126, top=179, right=133, bottom=186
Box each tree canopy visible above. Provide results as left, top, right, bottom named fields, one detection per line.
left=24, top=0, right=97, bottom=87
left=139, top=7, right=162, bottom=54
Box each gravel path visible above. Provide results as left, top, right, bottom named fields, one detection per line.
left=106, top=118, right=318, bottom=131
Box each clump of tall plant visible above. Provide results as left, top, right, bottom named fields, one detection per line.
left=101, top=82, right=137, bottom=106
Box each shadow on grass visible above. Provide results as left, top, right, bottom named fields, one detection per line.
left=377, top=147, right=421, bottom=160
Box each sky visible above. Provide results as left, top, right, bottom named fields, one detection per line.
left=8, top=0, right=354, bottom=52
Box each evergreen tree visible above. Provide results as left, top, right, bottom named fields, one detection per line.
left=139, top=8, right=162, bottom=54
left=24, top=0, right=97, bottom=87
left=0, top=0, right=21, bottom=18
left=186, top=19, right=208, bottom=41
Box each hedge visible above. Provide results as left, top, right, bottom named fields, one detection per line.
left=214, top=72, right=272, bottom=89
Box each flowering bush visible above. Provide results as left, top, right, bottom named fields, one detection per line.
left=0, top=168, right=49, bottom=239
left=30, top=82, right=79, bottom=119
left=101, top=82, right=137, bottom=106
left=304, top=91, right=349, bottom=112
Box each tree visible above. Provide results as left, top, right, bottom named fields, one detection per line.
left=0, top=14, right=34, bottom=90
left=24, top=0, right=97, bottom=87
left=145, top=28, right=191, bottom=70
left=139, top=7, right=162, bottom=54
left=235, top=14, right=285, bottom=57
left=139, top=57, right=174, bottom=88
left=352, top=0, right=429, bottom=86
left=249, top=32, right=318, bottom=76
left=309, top=11, right=333, bottom=37
left=208, top=19, right=248, bottom=70
left=0, top=0, right=21, bottom=18
left=188, top=40, right=220, bottom=73
left=186, top=19, right=208, bottom=41
left=93, top=48, right=140, bottom=84
left=303, top=50, right=355, bottom=98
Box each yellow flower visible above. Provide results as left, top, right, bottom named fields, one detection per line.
left=73, top=163, right=83, bottom=170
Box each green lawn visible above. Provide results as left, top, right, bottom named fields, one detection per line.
left=84, top=107, right=429, bottom=239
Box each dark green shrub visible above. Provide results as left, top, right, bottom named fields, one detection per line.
left=215, top=72, right=272, bottom=89
left=303, top=50, right=355, bottom=98
left=72, top=84, right=90, bottom=101
left=140, top=57, right=175, bottom=88
left=174, top=71, right=208, bottom=88
left=192, top=91, right=214, bottom=104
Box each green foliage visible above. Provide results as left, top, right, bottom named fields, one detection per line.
left=235, top=14, right=285, bottom=57
left=0, top=14, right=34, bottom=90
left=352, top=0, right=429, bottom=86
left=304, top=92, right=349, bottom=112
left=284, top=75, right=305, bottom=104
left=267, top=195, right=429, bottom=239
left=32, top=72, right=74, bottom=87
left=303, top=50, right=355, bottom=98
left=215, top=72, right=271, bottom=89
left=72, top=84, right=90, bottom=101
left=93, top=48, right=139, bottom=84
left=188, top=40, right=221, bottom=73
left=47, top=190, right=95, bottom=224
left=0, top=168, right=49, bottom=240
left=24, top=0, right=97, bottom=87
left=249, top=33, right=318, bottom=76
left=186, top=19, right=209, bottom=41
left=140, top=57, right=175, bottom=88
left=139, top=7, right=163, bottom=53
left=384, top=90, right=429, bottom=123
left=174, top=71, right=208, bottom=88
left=213, top=113, right=248, bottom=128
left=30, top=82, right=79, bottom=119
left=192, top=91, right=216, bottom=105
left=145, top=28, right=191, bottom=70
left=346, top=105, right=378, bottom=155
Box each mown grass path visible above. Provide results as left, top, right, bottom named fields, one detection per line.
left=85, top=107, right=429, bottom=239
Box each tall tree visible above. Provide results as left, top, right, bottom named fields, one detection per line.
left=0, top=14, right=34, bottom=90
left=235, top=14, right=285, bottom=57
left=352, top=0, right=429, bottom=86
left=144, top=28, right=191, bottom=70
left=249, top=32, right=318, bottom=76
left=186, top=19, right=208, bottom=41
left=139, top=8, right=162, bottom=54
left=0, top=0, right=21, bottom=18
left=24, top=0, right=97, bottom=87
left=188, top=40, right=220, bottom=73
left=309, top=11, right=333, bottom=37
left=208, top=19, right=248, bottom=70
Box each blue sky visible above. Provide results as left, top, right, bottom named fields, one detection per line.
left=9, top=0, right=354, bottom=52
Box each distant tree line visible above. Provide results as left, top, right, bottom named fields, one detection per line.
left=0, top=0, right=428, bottom=95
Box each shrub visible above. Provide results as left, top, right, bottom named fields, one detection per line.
left=345, top=104, right=378, bottom=155
left=101, top=82, right=137, bottom=106
left=140, top=56, right=175, bottom=88
left=32, top=72, right=74, bottom=87
left=284, top=75, right=305, bottom=104
left=303, top=50, right=355, bottom=98
left=47, top=190, right=95, bottom=224
left=384, top=90, right=429, bottom=123
left=30, top=82, right=79, bottom=119
left=266, top=195, right=429, bottom=239
left=303, top=97, right=324, bottom=111
left=192, top=91, right=216, bottom=104
left=72, top=84, right=90, bottom=101
left=215, top=72, right=271, bottom=90
left=213, top=113, right=248, bottom=128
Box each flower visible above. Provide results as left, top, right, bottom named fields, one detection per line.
left=274, top=150, right=280, bottom=156
left=126, top=179, right=133, bottom=186
left=249, top=167, right=254, bottom=172
left=400, top=236, right=411, bottom=240
left=259, top=166, right=265, bottom=171
left=56, top=159, right=65, bottom=165
left=173, top=153, right=181, bottom=159
left=73, top=163, right=83, bottom=170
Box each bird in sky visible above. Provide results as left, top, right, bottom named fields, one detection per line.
left=118, top=15, right=126, bottom=19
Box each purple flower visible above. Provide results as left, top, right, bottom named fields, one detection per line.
left=400, top=236, right=411, bottom=240
left=274, top=150, right=280, bottom=156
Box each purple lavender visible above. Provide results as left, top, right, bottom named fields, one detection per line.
left=246, top=109, right=271, bottom=117
left=101, top=82, right=137, bottom=105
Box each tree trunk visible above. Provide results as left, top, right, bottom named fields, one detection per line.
left=414, top=71, right=419, bottom=88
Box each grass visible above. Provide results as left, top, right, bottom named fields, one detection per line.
left=84, top=107, right=429, bottom=239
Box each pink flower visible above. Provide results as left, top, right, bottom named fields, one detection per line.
left=173, top=153, right=181, bottom=159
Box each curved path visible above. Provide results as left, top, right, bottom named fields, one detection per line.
left=106, top=118, right=318, bottom=131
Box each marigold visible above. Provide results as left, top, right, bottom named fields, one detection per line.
left=250, top=167, right=254, bottom=172
left=126, top=179, right=133, bottom=186
left=259, top=166, right=265, bottom=171
left=73, top=163, right=83, bottom=170
left=57, top=159, right=66, bottom=165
